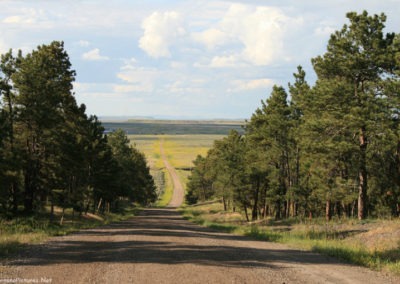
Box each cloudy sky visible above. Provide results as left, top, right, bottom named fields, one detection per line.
left=1, top=0, right=399, bottom=119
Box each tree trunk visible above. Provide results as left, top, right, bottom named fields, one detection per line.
left=96, top=198, right=103, bottom=213
left=50, top=197, right=54, bottom=221
left=222, top=196, right=227, bottom=211
left=358, top=126, right=368, bottom=220
left=24, top=167, right=34, bottom=214
left=243, top=205, right=249, bottom=222
left=251, top=177, right=260, bottom=221
left=60, top=207, right=65, bottom=225
left=325, top=199, right=331, bottom=221
left=292, top=202, right=297, bottom=217
left=6, top=88, right=18, bottom=214
left=11, top=182, right=18, bottom=214
left=275, top=200, right=281, bottom=220
left=201, top=184, right=207, bottom=202
left=351, top=200, right=356, bottom=218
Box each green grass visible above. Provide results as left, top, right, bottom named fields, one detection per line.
left=0, top=205, right=138, bottom=259
left=180, top=201, right=400, bottom=275
left=155, top=168, right=174, bottom=207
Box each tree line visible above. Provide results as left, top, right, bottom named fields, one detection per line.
left=0, top=41, right=156, bottom=217
left=186, top=11, right=400, bottom=221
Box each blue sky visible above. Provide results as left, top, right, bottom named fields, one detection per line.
left=1, top=0, right=399, bottom=119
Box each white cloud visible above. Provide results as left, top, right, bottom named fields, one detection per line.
left=192, top=28, right=229, bottom=50
left=314, top=26, right=336, bottom=36
left=1, top=8, right=56, bottom=29
left=224, top=4, right=301, bottom=65
left=82, top=48, right=109, bottom=61
left=194, top=3, right=302, bottom=66
left=165, top=79, right=204, bottom=95
left=113, top=84, right=152, bottom=93
left=139, top=11, right=185, bottom=58
left=77, top=92, right=119, bottom=99
left=117, top=66, right=159, bottom=93
left=3, top=16, right=26, bottom=24
left=120, top=57, right=138, bottom=70
left=170, top=61, right=186, bottom=69
left=2, top=8, right=38, bottom=25
left=77, top=40, right=90, bottom=47
left=73, top=82, right=113, bottom=93
left=0, top=38, right=9, bottom=54
left=229, top=78, right=274, bottom=92
left=209, top=55, right=240, bottom=68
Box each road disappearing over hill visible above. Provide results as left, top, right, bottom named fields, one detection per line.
left=160, top=139, right=184, bottom=207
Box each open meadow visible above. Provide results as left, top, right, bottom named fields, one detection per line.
left=129, top=134, right=224, bottom=206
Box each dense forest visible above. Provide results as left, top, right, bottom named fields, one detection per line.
left=186, top=11, right=400, bottom=221
left=0, top=41, right=157, bottom=217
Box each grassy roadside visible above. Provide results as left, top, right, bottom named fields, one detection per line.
left=0, top=205, right=138, bottom=259
left=180, top=201, right=400, bottom=275
left=155, top=168, right=174, bottom=207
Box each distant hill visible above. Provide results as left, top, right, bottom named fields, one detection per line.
left=101, top=119, right=245, bottom=135
left=126, top=119, right=245, bottom=125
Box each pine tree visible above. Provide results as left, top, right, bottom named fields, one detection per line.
left=12, top=41, right=76, bottom=213
left=186, top=155, right=213, bottom=204
left=311, top=11, right=398, bottom=219
left=0, top=50, right=22, bottom=213
left=246, top=86, right=293, bottom=219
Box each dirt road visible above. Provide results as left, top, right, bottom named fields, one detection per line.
left=2, top=208, right=399, bottom=284
left=1, top=147, right=399, bottom=283
left=159, top=139, right=184, bottom=207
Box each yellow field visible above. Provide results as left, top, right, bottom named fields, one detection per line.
left=130, top=134, right=222, bottom=168
left=129, top=134, right=223, bottom=205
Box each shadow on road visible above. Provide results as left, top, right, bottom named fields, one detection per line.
left=9, top=208, right=347, bottom=269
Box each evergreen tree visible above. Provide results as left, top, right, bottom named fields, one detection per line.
left=108, top=129, right=157, bottom=206
left=288, top=66, right=311, bottom=218
left=247, top=86, right=293, bottom=219
left=186, top=155, right=213, bottom=204
left=12, top=41, right=76, bottom=213
left=0, top=50, right=22, bottom=213
left=311, top=11, right=398, bottom=219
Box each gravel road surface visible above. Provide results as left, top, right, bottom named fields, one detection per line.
left=1, top=208, right=399, bottom=284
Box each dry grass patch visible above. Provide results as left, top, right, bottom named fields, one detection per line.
left=0, top=205, right=137, bottom=259
left=181, top=201, right=400, bottom=275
